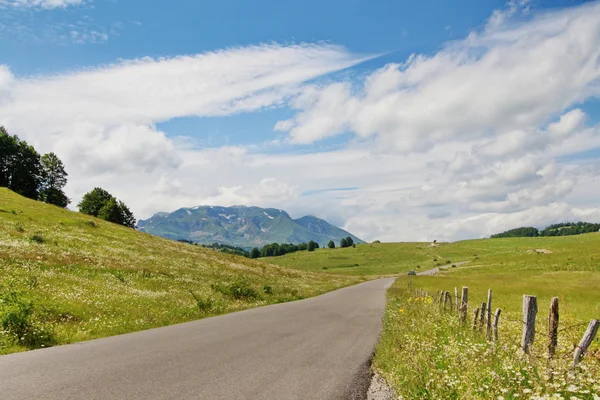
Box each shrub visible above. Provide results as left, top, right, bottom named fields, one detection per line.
left=445, top=260, right=451, bottom=264
left=86, top=220, right=97, bottom=228
left=229, top=279, right=258, bottom=300
left=0, top=289, right=55, bottom=349
left=262, top=285, right=273, bottom=295
left=212, top=279, right=258, bottom=300
left=451, top=264, right=456, bottom=268
left=15, top=223, right=25, bottom=232
left=189, top=291, right=214, bottom=312
left=30, top=234, right=44, bottom=244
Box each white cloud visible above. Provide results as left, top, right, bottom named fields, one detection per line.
left=276, top=2, right=600, bottom=152
left=0, top=0, right=85, bottom=9
left=2, top=3, right=600, bottom=243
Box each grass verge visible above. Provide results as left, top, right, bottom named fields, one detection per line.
left=374, top=282, right=600, bottom=399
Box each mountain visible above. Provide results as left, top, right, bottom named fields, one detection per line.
left=137, top=205, right=364, bottom=248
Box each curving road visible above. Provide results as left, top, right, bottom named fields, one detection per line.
left=0, top=278, right=395, bottom=400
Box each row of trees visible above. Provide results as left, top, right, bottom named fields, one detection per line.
left=1, top=127, right=135, bottom=228
left=249, top=237, right=357, bottom=259
left=1, top=127, right=70, bottom=207
left=249, top=240, right=320, bottom=258
left=491, top=222, right=600, bottom=238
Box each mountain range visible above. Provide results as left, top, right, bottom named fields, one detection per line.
left=137, top=205, right=364, bottom=248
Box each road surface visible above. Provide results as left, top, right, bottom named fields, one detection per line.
left=0, top=278, right=395, bottom=400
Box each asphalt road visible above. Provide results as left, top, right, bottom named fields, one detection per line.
left=0, top=278, right=395, bottom=400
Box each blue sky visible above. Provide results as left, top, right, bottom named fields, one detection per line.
left=1, top=0, right=600, bottom=241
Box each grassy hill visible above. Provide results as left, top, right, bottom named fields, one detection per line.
left=0, top=188, right=362, bottom=354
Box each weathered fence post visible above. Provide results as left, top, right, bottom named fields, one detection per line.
left=493, top=308, right=502, bottom=342
left=454, top=287, right=459, bottom=313
left=472, top=308, right=480, bottom=330
left=479, top=302, right=486, bottom=332
left=573, top=320, right=600, bottom=367
left=486, top=289, right=493, bottom=338
left=445, top=291, right=452, bottom=311
left=548, top=297, right=559, bottom=358
left=460, top=287, right=468, bottom=323
left=439, top=291, right=445, bottom=306
left=522, top=295, right=538, bottom=354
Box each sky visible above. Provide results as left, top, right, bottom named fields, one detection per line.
left=1, top=0, right=600, bottom=242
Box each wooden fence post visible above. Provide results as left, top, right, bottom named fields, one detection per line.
left=486, top=290, right=493, bottom=338
left=472, top=308, right=480, bottom=330
left=548, top=297, right=559, bottom=358
left=445, top=291, right=452, bottom=311
left=460, top=287, right=468, bottom=323
left=454, top=287, right=459, bottom=313
left=479, top=302, right=486, bottom=332
left=493, top=308, right=502, bottom=342
left=573, top=320, right=600, bottom=367
left=522, top=295, right=538, bottom=354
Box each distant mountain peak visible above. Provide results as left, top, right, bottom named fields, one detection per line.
left=137, top=205, right=363, bottom=248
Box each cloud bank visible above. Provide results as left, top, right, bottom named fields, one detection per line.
left=2, top=2, right=600, bottom=242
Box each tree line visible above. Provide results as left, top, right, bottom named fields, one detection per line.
left=248, top=236, right=356, bottom=259
left=491, top=222, right=600, bottom=238
left=1, top=127, right=135, bottom=228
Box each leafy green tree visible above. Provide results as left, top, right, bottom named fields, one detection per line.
left=0, top=128, right=42, bottom=199
left=328, top=240, right=335, bottom=249
left=340, top=238, right=348, bottom=248
left=250, top=247, right=260, bottom=259
left=78, top=188, right=114, bottom=216
left=97, top=198, right=122, bottom=224
left=78, top=187, right=136, bottom=228
left=345, top=236, right=354, bottom=247
left=39, top=153, right=70, bottom=207
left=307, top=240, right=318, bottom=252
left=118, top=201, right=136, bottom=228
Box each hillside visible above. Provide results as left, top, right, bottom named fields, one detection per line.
left=137, top=205, right=364, bottom=248
left=0, top=188, right=361, bottom=354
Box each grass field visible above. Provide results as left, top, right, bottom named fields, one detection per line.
left=0, top=188, right=362, bottom=354
left=268, top=233, right=600, bottom=397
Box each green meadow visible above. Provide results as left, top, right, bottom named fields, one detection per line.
left=0, top=188, right=362, bottom=354
left=268, top=233, right=600, bottom=397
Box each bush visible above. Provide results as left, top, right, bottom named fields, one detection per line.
left=15, top=223, right=25, bottom=232
left=212, top=279, right=258, bottom=300
left=30, top=234, right=44, bottom=244
left=262, top=285, right=273, bottom=295
left=189, top=291, right=214, bottom=312
left=0, top=289, right=55, bottom=349
left=445, top=260, right=451, bottom=264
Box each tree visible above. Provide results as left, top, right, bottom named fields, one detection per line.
left=345, top=236, right=354, bottom=247
left=250, top=247, right=260, bottom=259
left=118, top=200, right=136, bottom=228
left=328, top=240, right=335, bottom=249
left=97, top=198, right=122, bottom=224
left=39, top=153, right=70, bottom=207
left=0, top=128, right=42, bottom=199
left=307, top=240, right=318, bottom=252
left=78, top=187, right=136, bottom=228
left=340, top=238, right=348, bottom=248
left=78, top=188, right=114, bottom=216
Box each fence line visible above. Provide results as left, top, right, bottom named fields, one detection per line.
left=412, top=285, right=598, bottom=366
